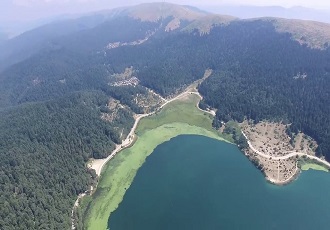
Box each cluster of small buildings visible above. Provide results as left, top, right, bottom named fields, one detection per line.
left=110, top=77, right=139, bottom=87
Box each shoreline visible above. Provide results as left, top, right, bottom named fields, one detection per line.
left=84, top=123, right=225, bottom=230
left=90, top=91, right=212, bottom=177
left=266, top=167, right=301, bottom=186
left=72, top=89, right=222, bottom=230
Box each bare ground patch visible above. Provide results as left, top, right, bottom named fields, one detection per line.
left=242, top=121, right=318, bottom=184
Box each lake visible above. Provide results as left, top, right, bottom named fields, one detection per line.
left=108, top=135, right=330, bottom=230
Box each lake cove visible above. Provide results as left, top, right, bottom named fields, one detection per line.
left=82, top=93, right=229, bottom=230
left=109, top=135, right=330, bottom=230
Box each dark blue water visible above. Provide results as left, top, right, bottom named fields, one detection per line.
left=109, top=135, right=330, bottom=230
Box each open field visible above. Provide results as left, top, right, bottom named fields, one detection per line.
left=82, top=93, right=227, bottom=230
left=136, top=93, right=215, bottom=134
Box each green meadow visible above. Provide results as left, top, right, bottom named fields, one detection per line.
left=82, top=94, right=228, bottom=230
left=301, top=163, right=329, bottom=172
left=136, top=94, right=213, bottom=134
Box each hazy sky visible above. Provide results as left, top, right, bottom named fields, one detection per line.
left=2, top=0, right=330, bottom=22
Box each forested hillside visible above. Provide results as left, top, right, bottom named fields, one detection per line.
left=0, top=16, right=163, bottom=107
left=0, top=15, right=166, bottom=227
left=1, top=2, right=330, bottom=230
left=197, top=21, right=330, bottom=159
left=108, top=19, right=330, bottom=158
left=0, top=91, right=134, bottom=229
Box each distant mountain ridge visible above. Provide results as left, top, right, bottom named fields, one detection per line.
left=204, top=5, right=330, bottom=23
left=1, top=2, right=330, bottom=73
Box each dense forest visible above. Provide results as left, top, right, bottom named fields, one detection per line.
left=198, top=22, right=330, bottom=160
left=1, top=5, right=330, bottom=229
left=0, top=91, right=134, bottom=229
left=0, top=17, right=161, bottom=107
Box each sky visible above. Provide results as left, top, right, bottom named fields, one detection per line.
left=2, top=0, right=330, bottom=22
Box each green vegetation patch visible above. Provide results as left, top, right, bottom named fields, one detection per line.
left=137, top=94, right=214, bottom=134
left=83, top=94, right=228, bottom=230
left=299, top=157, right=329, bottom=172
left=301, top=163, right=329, bottom=172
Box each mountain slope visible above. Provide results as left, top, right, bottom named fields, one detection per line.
left=0, top=91, right=134, bottom=229
left=2, top=2, right=330, bottom=75
left=0, top=10, right=148, bottom=72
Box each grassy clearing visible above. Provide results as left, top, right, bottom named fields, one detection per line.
left=301, top=163, right=329, bottom=172
left=83, top=93, right=228, bottom=230
left=136, top=94, right=215, bottom=134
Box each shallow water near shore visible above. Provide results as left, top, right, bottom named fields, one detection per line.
left=108, top=135, right=330, bottom=230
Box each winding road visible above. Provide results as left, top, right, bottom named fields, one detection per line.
left=241, top=130, right=330, bottom=184
left=241, top=131, right=330, bottom=168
